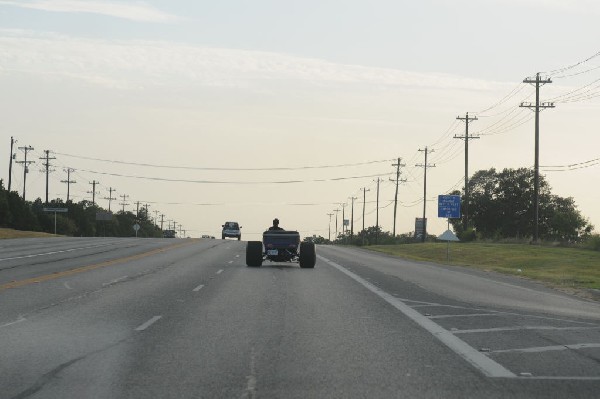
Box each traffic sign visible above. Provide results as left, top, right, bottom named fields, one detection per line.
left=133, top=223, right=140, bottom=232
left=43, top=207, right=68, bottom=213
left=438, top=195, right=461, bottom=219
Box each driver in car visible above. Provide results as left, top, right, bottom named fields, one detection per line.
left=268, top=218, right=284, bottom=231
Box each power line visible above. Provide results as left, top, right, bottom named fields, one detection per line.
left=54, top=152, right=395, bottom=171
left=545, top=49, right=600, bottom=76
left=74, top=169, right=393, bottom=184
left=540, top=157, right=600, bottom=171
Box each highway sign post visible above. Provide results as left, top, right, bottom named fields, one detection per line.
left=437, top=195, right=461, bottom=261
left=133, top=223, right=140, bottom=238
left=43, top=207, right=68, bottom=235
left=438, top=195, right=461, bottom=219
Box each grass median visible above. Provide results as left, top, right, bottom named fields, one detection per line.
left=367, top=242, right=600, bottom=291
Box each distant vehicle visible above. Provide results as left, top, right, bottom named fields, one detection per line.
left=163, top=229, right=176, bottom=238
left=246, top=229, right=316, bottom=268
left=201, top=235, right=210, bottom=239
left=222, top=222, right=241, bottom=240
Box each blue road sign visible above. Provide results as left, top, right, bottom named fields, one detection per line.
left=438, top=195, right=461, bottom=218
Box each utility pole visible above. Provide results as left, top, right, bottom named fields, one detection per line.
left=105, top=187, right=116, bottom=212
left=327, top=213, right=334, bottom=242
left=160, top=214, right=165, bottom=230
left=143, top=204, right=150, bottom=221
left=61, top=168, right=76, bottom=203
left=135, top=201, right=141, bottom=218
left=361, top=187, right=370, bottom=232
left=173, top=221, right=177, bottom=233
left=39, top=150, right=56, bottom=204
left=8, top=136, right=16, bottom=192
left=341, top=203, right=347, bottom=239
left=416, top=147, right=436, bottom=243
left=390, top=158, right=406, bottom=237
left=15, top=145, right=34, bottom=200
left=348, top=196, right=357, bottom=238
left=333, top=208, right=340, bottom=240
left=361, top=187, right=370, bottom=245
left=374, top=178, right=382, bottom=244
left=454, top=113, right=479, bottom=231
left=153, top=210, right=159, bottom=226
left=88, top=180, right=100, bottom=205
left=520, top=72, right=554, bottom=244
left=119, top=194, right=129, bottom=213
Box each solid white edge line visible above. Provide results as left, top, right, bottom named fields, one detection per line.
left=193, top=284, right=205, bottom=292
left=318, top=254, right=516, bottom=378
left=135, top=316, right=162, bottom=331
left=0, top=243, right=116, bottom=262
left=0, top=316, right=26, bottom=328
left=428, top=313, right=500, bottom=319
left=217, top=269, right=224, bottom=274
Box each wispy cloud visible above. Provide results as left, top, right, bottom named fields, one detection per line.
left=0, top=30, right=508, bottom=92
left=0, top=0, right=179, bottom=23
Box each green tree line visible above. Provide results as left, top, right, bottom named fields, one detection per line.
left=0, top=179, right=162, bottom=237
left=309, top=168, right=597, bottom=249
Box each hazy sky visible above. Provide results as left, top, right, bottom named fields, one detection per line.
left=1, top=0, right=599, bottom=240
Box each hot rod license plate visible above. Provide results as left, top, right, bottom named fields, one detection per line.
left=267, top=249, right=278, bottom=256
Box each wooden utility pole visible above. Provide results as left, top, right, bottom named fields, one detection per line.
left=374, top=178, right=382, bottom=244
left=61, top=168, right=76, bottom=203
left=105, top=187, right=116, bottom=212
left=454, top=113, right=479, bottom=231
left=88, top=180, right=100, bottom=205
left=8, top=136, right=15, bottom=192
left=39, top=150, right=56, bottom=204
left=520, top=73, right=554, bottom=243
left=15, top=145, right=34, bottom=200
left=390, top=158, right=406, bottom=237
left=416, top=147, right=435, bottom=242
left=119, top=194, right=130, bottom=213
left=348, top=196, right=357, bottom=238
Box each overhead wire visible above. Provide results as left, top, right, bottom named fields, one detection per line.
left=54, top=152, right=396, bottom=171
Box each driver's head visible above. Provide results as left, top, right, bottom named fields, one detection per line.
left=273, top=218, right=279, bottom=226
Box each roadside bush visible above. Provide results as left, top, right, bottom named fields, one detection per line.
left=458, top=228, right=478, bottom=242
left=582, top=234, right=600, bottom=251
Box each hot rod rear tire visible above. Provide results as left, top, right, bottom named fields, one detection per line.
left=246, top=241, right=263, bottom=267
left=299, top=242, right=316, bottom=268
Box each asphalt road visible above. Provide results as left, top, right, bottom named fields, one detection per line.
left=1, top=238, right=599, bottom=398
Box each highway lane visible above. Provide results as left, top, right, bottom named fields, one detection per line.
left=1, top=238, right=599, bottom=398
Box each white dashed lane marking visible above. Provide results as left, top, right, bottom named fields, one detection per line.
left=135, top=316, right=162, bottom=331
left=216, top=269, right=224, bottom=274
left=193, top=284, right=205, bottom=292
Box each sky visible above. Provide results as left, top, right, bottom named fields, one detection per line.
left=0, top=0, right=599, bottom=240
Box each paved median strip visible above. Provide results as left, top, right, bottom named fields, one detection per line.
left=0, top=240, right=197, bottom=291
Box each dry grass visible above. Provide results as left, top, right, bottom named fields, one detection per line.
left=0, top=228, right=60, bottom=239
left=368, top=242, right=600, bottom=290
